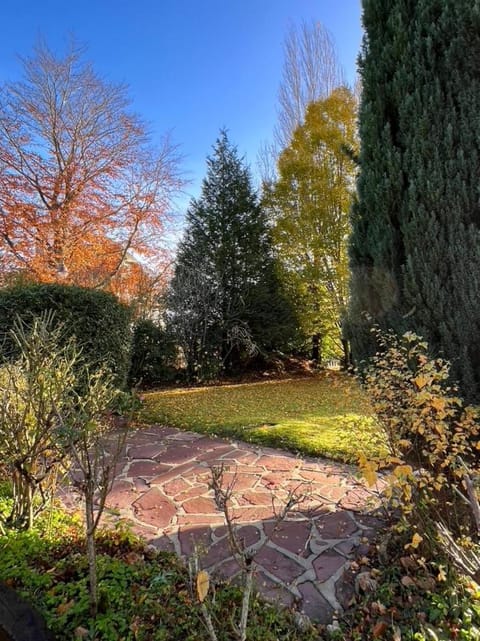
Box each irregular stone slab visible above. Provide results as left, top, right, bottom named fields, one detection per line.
left=197, top=446, right=239, bottom=463
left=176, top=514, right=225, bottom=526
left=155, top=444, right=205, bottom=465
left=128, top=444, right=166, bottom=459
left=238, top=490, right=274, bottom=506
left=221, top=472, right=260, bottom=491
left=138, top=426, right=179, bottom=438
left=232, top=506, right=277, bottom=522
left=297, top=582, right=335, bottom=623
left=182, top=496, right=217, bottom=514
left=315, top=512, right=358, bottom=538
left=256, top=455, right=300, bottom=471
left=212, top=557, right=242, bottom=580
left=149, top=536, right=176, bottom=553
left=150, top=462, right=197, bottom=484
left=235, top=524, right=262, bottom=549
left=264, top=520, right=313, bottom=557
left=256, top=571, right=295, bottom=608
left=128, top=461, right=170, bottom=478
left=255, top=546, right=306, bottom=583
left=260, top=472, right=291, bottom=489
left=313, top=553, right=347, bottom=582
left=132, top=488, right=176, bottom=528
left=174, top=485, right=210, bottom=502
left=202, top=537, right=233, bottom=568
left=105, top=480, right=138, bottom=509
left=162, top=478, right=191, bottom=496
left=178, top=526, right=212, bottom=556
left=166, top=431, right=204, bottom=441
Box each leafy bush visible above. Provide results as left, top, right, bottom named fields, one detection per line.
left=0, top=283, right=132, bottom=388
left=360, top=328, right=480, bottom=541
left=128, top=320, right=177, bottom=388
left=0, top=313, right=119, bottom=531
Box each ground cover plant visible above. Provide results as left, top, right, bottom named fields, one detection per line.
left=0, top=497, right=320, bottom=641
left=138, top=372, right=384, bottom=463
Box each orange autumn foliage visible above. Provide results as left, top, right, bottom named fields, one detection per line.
left=0, top=42, right=182, bottom=307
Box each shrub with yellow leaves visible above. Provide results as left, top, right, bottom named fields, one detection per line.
left=359, top=328, right=480, bottom=541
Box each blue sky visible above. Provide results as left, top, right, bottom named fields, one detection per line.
left=0, top=0, right=362, bottom=207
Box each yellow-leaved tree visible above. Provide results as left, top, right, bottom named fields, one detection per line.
left=264, top=87, right=358, bottom=365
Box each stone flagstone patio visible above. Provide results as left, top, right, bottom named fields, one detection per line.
left=67, top=424, right=383, bottom=623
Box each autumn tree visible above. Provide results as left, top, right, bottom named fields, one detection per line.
left=265, top=87, right=358, bottom=365
left=169, top=131, right=296, bottom=381
left=349, top=0, right=480, bottom=400
left=0, top=41, right=182, bottom=302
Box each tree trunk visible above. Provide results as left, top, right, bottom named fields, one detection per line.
left=311, top=333, right=322, bottom=366
left=341, top=338, right=351, bottom=371
left=85, top=490, right=98, bottom=618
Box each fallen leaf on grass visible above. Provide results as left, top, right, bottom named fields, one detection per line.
left=401, top=575, right=416, bottom=588
left=57, top=599, right=75, bottom=615
left=372, top=620, right=389, bottom=637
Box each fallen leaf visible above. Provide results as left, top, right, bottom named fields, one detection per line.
left=196, top=570, right=209, bottom=602
left=371, top=601, right=387, bottom=615
left=355, top=571, right=378, bottom=594
left=405, top=533, right=423, bottom=550
left=401, top=575, right=416, bottom=588
left=400, top=556, right=418, bottom=571
left=57, top=599, right=75, bottom=616
left=414, top=375, right=429, bottom=389
left=372, top=620, right=388, bottom=637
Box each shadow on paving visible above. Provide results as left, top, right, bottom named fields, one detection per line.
left=141, top=509, right=382, bottom=624
left=62, top=423, right=385, bottom=623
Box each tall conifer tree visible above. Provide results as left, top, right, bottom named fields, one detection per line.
left=349, top=0, right=480, bottom=399
left=169, top=131, right=295, bottom=380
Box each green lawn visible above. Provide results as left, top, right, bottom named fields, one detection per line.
left=139, top=372, right=386, bottom=463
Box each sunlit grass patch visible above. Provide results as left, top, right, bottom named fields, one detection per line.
left=139, top=373, right=386, bottom=463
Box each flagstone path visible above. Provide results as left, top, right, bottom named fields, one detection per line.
left=72, top=425, right=384, bottom=623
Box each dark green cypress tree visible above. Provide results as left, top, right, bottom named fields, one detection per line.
left=349, top=0, right=480, bottom=399
left=169, top=131, right=296, bottom=380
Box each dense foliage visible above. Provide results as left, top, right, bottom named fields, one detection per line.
left=0, top=284, right=132, bottom=388
left=168, top=131, right=296, bottom=381
left=360, top=329, right=480, bottom=538
left=348, top=0, right=480, bottom=400
left=353, top=329, right=480, bottom=640
left=128, top=319, right=177, bottom=388
left=265, top=87, right=357, bottom=365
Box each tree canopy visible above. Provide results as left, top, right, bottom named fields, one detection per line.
left=169, top=131, right=295, bottom=380
left=0, top=42, right=182, bottom=302
left=266, top=87, right=358, bottom=364
left=348, top=0, right=480, bottom=399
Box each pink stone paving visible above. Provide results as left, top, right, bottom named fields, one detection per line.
left=65, top=425, right=384, bottom=624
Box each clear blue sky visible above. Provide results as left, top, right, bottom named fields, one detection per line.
left=0, top=0, right=362, bottom=207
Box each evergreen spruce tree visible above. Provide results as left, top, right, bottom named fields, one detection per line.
left=169, top=131, right=296, bottom=380
left=349, top=0, right=480, bottom=400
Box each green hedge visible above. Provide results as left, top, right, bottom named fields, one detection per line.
left=128, top=319, right=177, bottom=388
left=0, top=284, right=132, bottom=388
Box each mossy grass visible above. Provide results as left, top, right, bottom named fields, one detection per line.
left=138, top=372, right=386, bottom=463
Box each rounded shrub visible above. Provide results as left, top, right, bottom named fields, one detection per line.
left=0, top=284, right=132, bottom=388
left=128, top=319, right=177, bottom=388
